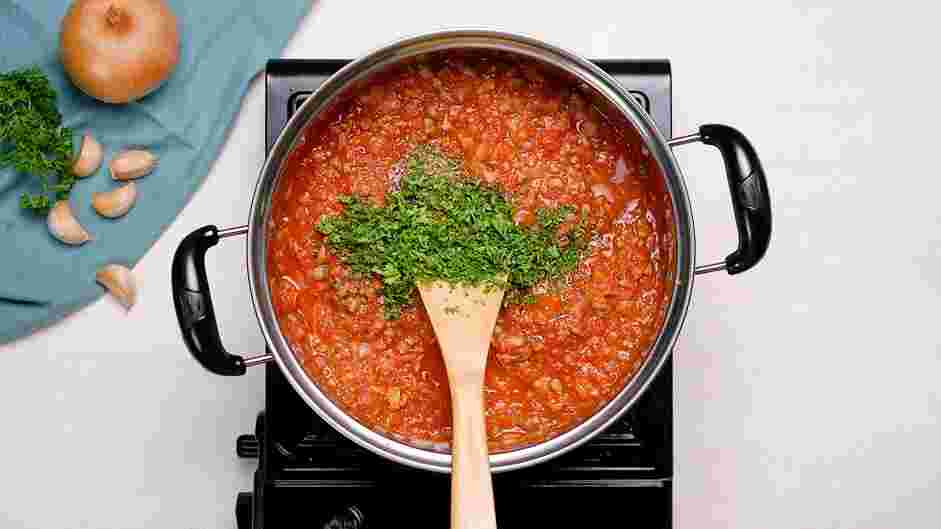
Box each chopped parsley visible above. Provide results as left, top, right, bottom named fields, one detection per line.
left=0, top=67, right=75, bottom=213
left=317, top=145, right=590, bottom=319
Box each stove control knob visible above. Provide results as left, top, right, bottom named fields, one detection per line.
left=322, top=505, right=366, bottom=529
left=235, top=492, right=253, bottom=529
left=236, top=434, right=260, bottom=458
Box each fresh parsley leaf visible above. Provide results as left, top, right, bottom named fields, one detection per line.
left=318, top=145, right=590, bottom=319
left=0, top=67, right=75, bottom=213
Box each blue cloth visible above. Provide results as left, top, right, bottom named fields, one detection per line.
left=0, top=0, right=309, bottom=342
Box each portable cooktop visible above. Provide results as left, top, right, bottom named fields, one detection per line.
left=234, top=58, right=674, bottom=529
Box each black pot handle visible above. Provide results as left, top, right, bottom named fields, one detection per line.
left=670, top=124, right=772, bottom=275
left=172, top=225, right=266, bottom=376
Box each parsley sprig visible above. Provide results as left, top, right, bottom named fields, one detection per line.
left=0, top=67, right=75, bottom=213
left=318, top=145, right=589, bottom=319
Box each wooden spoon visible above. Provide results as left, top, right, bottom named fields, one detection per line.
left=419, top=279, right=504, bottom=529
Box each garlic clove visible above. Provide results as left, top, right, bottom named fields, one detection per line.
left=110, top=149, right=157, bottom=180
left=71, top=133, right=103, bottom=178
left=47, top=200, right=92, bottom=245
left=96, top=264, right=137, bottom=310
left=92, top=182, right=137, bottom=218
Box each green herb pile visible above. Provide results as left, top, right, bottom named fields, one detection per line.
left=318, top=145, right=590, bottom=319
left=0, top=67, right=75, bottom=213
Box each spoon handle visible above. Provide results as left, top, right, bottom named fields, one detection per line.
left=450, top=379, right=497, bottom=529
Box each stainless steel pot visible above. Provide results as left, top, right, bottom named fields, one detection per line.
left=172, top=30, right=771, bottom=473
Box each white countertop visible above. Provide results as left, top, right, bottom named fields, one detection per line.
left=3, top=1, right=939, bottom=528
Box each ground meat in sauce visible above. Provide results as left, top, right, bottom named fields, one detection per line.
left=267, top=52, right=673, bottom=452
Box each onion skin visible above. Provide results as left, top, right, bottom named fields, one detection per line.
left=60, top=0, right=179, bottom=104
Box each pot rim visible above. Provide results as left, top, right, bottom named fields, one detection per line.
left=246, top=28, right=695, bottom=473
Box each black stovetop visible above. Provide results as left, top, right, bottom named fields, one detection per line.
left=236, top=58, right=674, bottom=529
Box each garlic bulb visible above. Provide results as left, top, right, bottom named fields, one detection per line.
left=92, top=182, right=137, bottom=218
left=47, top=200, right=91, bottom=245
left=110, top=149, right=157, bottom=180
left=96, top=264, right=137, bottom=309
left=71, top=133, right=103, bottom=178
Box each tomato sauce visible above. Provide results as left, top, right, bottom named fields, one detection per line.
left=267, top=53, right=673, bottom=452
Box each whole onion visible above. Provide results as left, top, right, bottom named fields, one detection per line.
left=60, top=0, right=179, bottom=104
